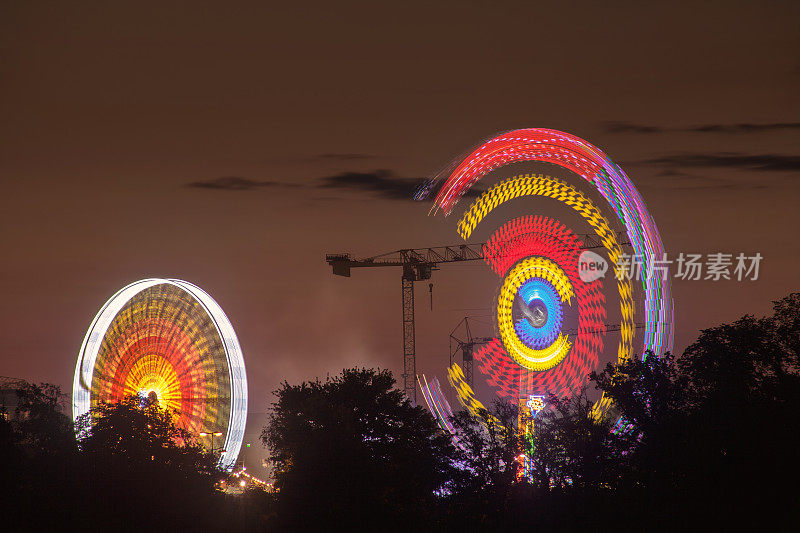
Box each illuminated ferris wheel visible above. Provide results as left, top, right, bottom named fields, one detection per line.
left=420, top=128, right=673, bottom=429
left=72, top=279, right=247, bottom=470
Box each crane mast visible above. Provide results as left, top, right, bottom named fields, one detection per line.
left=326, top=245, right=484, bottom=402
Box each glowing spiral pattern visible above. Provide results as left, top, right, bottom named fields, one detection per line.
left=514, top=278, right=562, bottom=350
left=72, top=279, right=247, bottom=470
left=421, top=128, right=672, bottom=428
left=497, top=256, right=573, bottom=371
left=461, top=174, right=632, bottom=365
left=474, top=210, right=605, bottom=401
left=436, top=128, right=673, bottom=356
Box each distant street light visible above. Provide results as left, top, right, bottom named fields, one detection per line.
left=199, top=430, right=224, bottom=454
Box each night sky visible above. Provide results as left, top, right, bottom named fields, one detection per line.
left=2, top=2, right=798, bottom=472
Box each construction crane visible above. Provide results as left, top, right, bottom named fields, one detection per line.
left=449, top=317, right=494, bottom=388
left=326, top=244, right=484, bottom=403
left=325, top=230, right=630, bottom=403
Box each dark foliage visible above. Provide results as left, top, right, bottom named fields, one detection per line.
left=530, top=388, right=630, bottom=494
left=588, top=292, right=800, bottom=528
left=0, top=389, right=248, bottom=530
left=262, top=367, right=461, bottom=529
left=0, top=383, right=83, bottom=528
left=2, top=293, right=798, bottom=530
left=443, top=401, right=536, bottom=529
left=75, top=396, right=226, bottom=529
left=13, top=382, right=76, bottom=457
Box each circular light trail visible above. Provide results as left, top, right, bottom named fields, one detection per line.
left=72, top=279, right=247, bottom=470
left=435, top=128, right=673, bottom=357
left=420, top=129, right=672, bottom=432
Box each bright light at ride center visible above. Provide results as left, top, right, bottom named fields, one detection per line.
left=514, top=278, right=564, bottom=350
left=128, top=354, right=183, bottom=412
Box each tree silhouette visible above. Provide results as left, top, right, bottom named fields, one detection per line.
left=1, top=383, right=83, bottom=528
left=449, top=402, right=519, bottom=494
left=530, top=388, right=629, bottom=493
left=76, top=395, right=225, bottom=529
left=445, top=401, right=537, bottom=529
left=13, top=382, right=75, bottom=458
left=262, top=367, right=460, bottom=529
left=590, top=293, right=800, bottom=528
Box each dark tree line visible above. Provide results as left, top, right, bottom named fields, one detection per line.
left=262, top=367, right=462, bottom=529
left=585, top=292, right=800, bottom=528
left=0, top=390, right=249, bottom=530
left=261, top=292, right=800, bottom=530
left=1, top=293, right=797, bottom=530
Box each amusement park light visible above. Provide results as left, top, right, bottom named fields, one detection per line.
left=527, top=395, right=545, bottom=415
left=435, top=128, right=673, bottom=357
left=419, top=128, right=673, bottom=440
left=73, top=278, right=248, bottom=470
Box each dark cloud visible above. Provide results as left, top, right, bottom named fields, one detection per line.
left=602, top=121, right=800, bottom=135
left=646, top=172, right=769, bottom=191
left=601, top=121, right=663, bottom=134
left=318, top=170, right=486, bottom=201
left=318, top=170, right=424, bottom=200
left=687, top=122, right=800, bottom=133
left=186, top=177, right=286, bottom=190
left=188, top=171, right=484, bottom=201
left=642, top=153, right=800, bottom=173
left=633, top=153, right=799, bottom=191
left=658, top=182, right=769, bottom=191
left=656, top=168, right=692, bottom=177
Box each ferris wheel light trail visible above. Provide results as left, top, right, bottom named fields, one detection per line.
left=435, top=128, right=673, bottom=357
left=418, top=375, right=456, bottom=434
left=459, top=174, right=633, bottom=365
left=477, top=214, right=605, bottom=400
left=420, top=128, right=672, bottom=430
left=72, top=278, right=247, bottom=470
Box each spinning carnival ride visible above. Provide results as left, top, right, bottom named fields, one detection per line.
left=419, top=128, right=673, bottom=430
left=72, top=279, right=247, bottom=470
